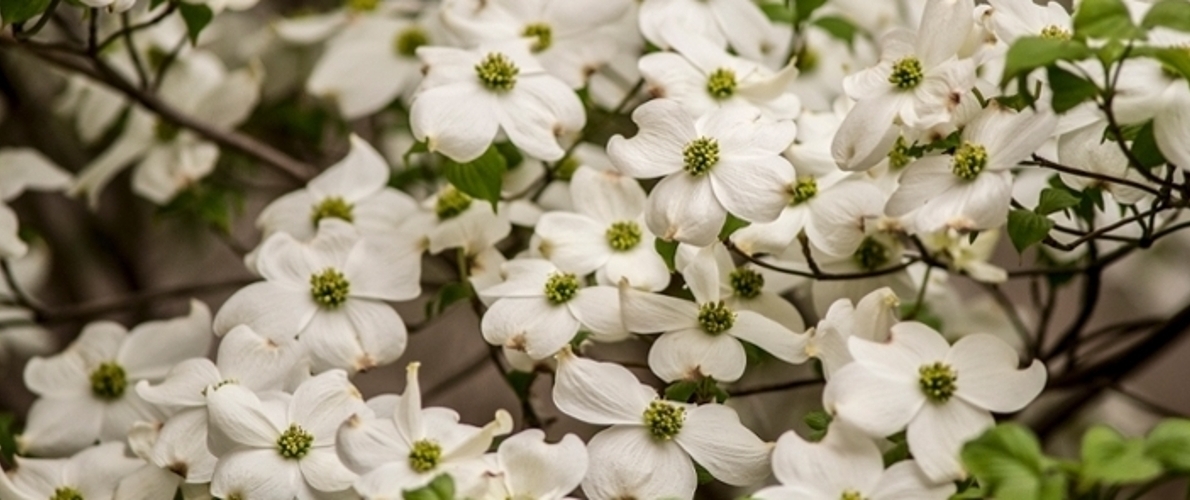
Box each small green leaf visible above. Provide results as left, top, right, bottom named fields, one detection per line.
left=1142, top=0, right=1190, bottom=31
left=505, top=371, right=535, bottom=401
left=493, top=141, right=524, bottom=170
left=1035, top=187, right=1082, bottom=215
left=654, top=238, right=678, bottom=272
left=402, top=474, right=455, bottom=500
left=803, top=411, right=832, bottom=441
left=402, top=140, right=429, bottom=168
left=719, top=214, right=751, bottom=240
left=1144, top=46, right=1190, bottom=81
left=442, top=146, right=507, bottom=209
left=962, top=424, right=1065, bottom=500
left=1, top=0, right=52, bottom=25
left=1145, top=419, right=1190, bottom=472
left=424, top=282, right=473, bottom=318
left=0, top=412, right=16, bottom=464
left=664, top=381, right=699, bottom=402
left=177, top=3, right=214, bottom=45
left=1073, top=0, right=1146, bottom=40
left=1046, top=66, right=1099, bottom=113
left=1131, top=120, right=1168, bottom=169
left=150, top=0, right=168, bottom=9
left=794, top=0, right=827, bottom=24
left=760, top=2, right=794, bottom=24
left=1001, top=37, right=1094, bottom=87
left=1007, top=209, right=1055, bottom=252
left=883, top=439, right=910, bottom=467
left=813, top=16, right=860, bottom=44
left=1080, top=425, right=1163, bottom=486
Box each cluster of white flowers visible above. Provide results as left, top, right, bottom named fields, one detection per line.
left=7, top=0, right=1190, bottom=497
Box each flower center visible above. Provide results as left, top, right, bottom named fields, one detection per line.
left=50, top=487, right=84, bottom=500
left=394, top=27, right=429, bottom=57
left=522, top=23, right=553, bottom=52
left=682, top=137, right=720, bottom=176
left=951, top=142, right=988, bottom=181
left=852, top=237, right=890, bottom=271
left=605, top=221, right=643, bottom=251
left=888, top=56, right=924, bottom=89
left=408, top=439, right=443, bottom=473
left=475, top=52, right=519, bottom=91
left=310, top=196, right=354, bottom=226
left=888, top=136, right=914, bottom=170
left=310, top=268, right=351, bottom=309
left=795, top=47, right=820, bottom=72
left=840, top=490, right=867, bottom=500
left=90, top=362, right=127, bottom=400
left=544, top=272, right=579, bottom=304
left=435, top=187, right=473, bottom=220
left=1040, top=24, right=1072, bottom=40
left=729, top=268, right=765, bottom=300
left=154, top=120, right=181, bottom=142
left=277, top=423, right=314, bottom=459
left=697, top=301, right=736, bottom=334
left=346, top=0, right=378, bottom=12
left=918, top=362, right=958, bottom=402
left=705, top=68, right=737, bottom=99
left=642, top=401, right=685, bottom=440
left=789, top=177, right=818, bottom=205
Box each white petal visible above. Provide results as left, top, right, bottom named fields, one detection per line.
left=648, top=328, right=746, bottom=382
left=0, top=204, right=25, bottom=258
left=570, top=166, right=648, bottom=224
left=645, top=173, right=727, bottom=246
left=674, top=404, right=771, bottom=486
left=136, top=358, right=221, bottom=408
left=601, top=242, right=672, bottom=292
left=568, top=285, right=628, bottom=338
left=217, top=324, right=305, bottom=393
left=151, top=409, right=218, bottom=483
left=831, top=96, right=902, bottom=171
left=303, top=300, right=408, bottom=373
left=619, top=284, right=699, bottom=333
left=770, top=426, right=883, bottom=495
left=113, top=465, right=181, bottom=500
left=481, top=297, right=581, bottom=360
left=915, top=0, right=974, bottom=66
left=480, top=258, right=558, bottom=299
left=23, top=351, right=90, bottom=399
left=119, top=300, right=213, bottom=381
left=535, top=212, right=609, bottom=275
left=308, top=135, right=390, bottom=202
left=210, top=449, right=300, bottom=500
left=948, top=334, right=1047, bottom=413
left=0, top=149, right=72, bottom=200
left=213, top=282, right=318, bottom=341
left=552, top=352, right=655, bottom=426
left=906, top=399, right=994, bottom=482
left=335, top=413, right=404, bottom=474
left=498, top=430, right=588, bottom=499
left=848, top=322, right=951, bottom=380
left=708, top=155, right=793, bottom=223
left=581, top=426, right=696, bottom=500
left=396, top=362, right=425, bottom=444
left=495, top=78, right=580, bottom=162
left=411, top=83, right=499, bottom=163
left=256, top=190, right=319, bottom=242
left=205, top=384, right=283, bottom=449
left=299, top=448, right=356, bottom=493
left=18, top=397, right=104, bottom=456
left=289, top=370, right=366, bottom=443
left=344, top=237, right=422, bottom=301
left=869, top=460, right=955, bottom=500
left=728, top=311, right=810, bottom=364
left=1155, top=83, right=1190, bottom=171
left=607, top=99, right=695, bottom=179
left=823, top=363, right=923, bottom=438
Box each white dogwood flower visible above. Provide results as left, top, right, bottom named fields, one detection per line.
left=638, top=0, right=777, bottom=61
left=805, top=287, right=900, bottom=378
left=477, top=429, right=588, bottom=500
left=0, top=442, right=142, bottom=500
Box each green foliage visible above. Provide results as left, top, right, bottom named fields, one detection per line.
left=719, top=214, right=751, bottom=240
left=654, top=238, right=678, bottom=272
left=442, top=146, right=507, bottom=210
left=794, top=0, right=827, bottom=25
left=803, top=410, right=831, bottom=441
left=157, top=180, right=244, bottom=235
left=424, top=282, right=472, bottom=318
left=664, top=377, right=728, bottom=404
left=1145, top=419, right=1190, bottom=472
left=0, top=412, right=17, bottom=464
left=882, top=431, right=910, bottom=467
left=1130, top=120, right=1168, bottom=169
left=1000, top=37, right=1093, bottom=87
left=1073, top=0, right=1146, bottom=40
left=814, top=16, right=861, bottom=45
left=1036, top=187, right=1082, bottom=216
left=1007, top=209, right=1055, bottom=252
left=403, top=474, right=455, bottom=500
left=1, top=0, right=52, bottom=25
left=1142, top=0, right=1190, bottom=31
left=1046, top=66, right=1099, bottom=113
left=177, top=3, right=214, bottom=45
left=1080, top=426, right=1163, bottom=488
left=961, top=424, right=1068, bottom=500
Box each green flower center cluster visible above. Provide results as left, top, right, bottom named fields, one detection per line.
left=310, top=268, right=351, bottom=309
left=789, top=177, right=819, bottom=205
left=394, top=27, right=429, bottom=57
left=697, top=301, right=736, bottom=334
left=918, top=362, right=958, bottom=403
left=522, top=23, right=553, bottom=52
left=729, top=268, right=765, bottom=300
left=90, top=362, right=128, bottom=400
left=346, top=0, right=378, bottom=11
left=682, top=137, right=720, bottom=176
left=277, top=423, right=314, bottom=459
left=853, top=237, right=890, bottom=271
left=435, top=187, right=473, bottom=220
left=888, top=56, right=924, bottom=89
left=544, top=272, right=580, bottom=304
left=311, top=196, right=355, bottom=225
left=888, top=136, right=915, bottom=170
left=952, top=142, right=989, bottom=181
left=1040, top=24, right=1072, bottom=40
left=840, top=490, right=867, bottom=500
left=643, top=401, right=685, bottom=440
left=606, top=221, right=643, bottom=251
left=408, top=439, right=443, bottom=473
left=51, top=487, right=84, bottom=500
left=706, top=68, right=737, bottom=99
left=475, top=52, right=519, bottom=91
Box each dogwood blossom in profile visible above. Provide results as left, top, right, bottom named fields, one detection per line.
left=0, top=442, right=142, bottom=500
left=477, top=429, right=588, bottom=500
left=805, top=287, right=899, bottom=378
left=608, top=98, right=796, bottom=246
left=1109, top=31, right=1190, bottom=173
left=824, top=322, right=1047, bottom=481
left=214, top=220, right=420, bottom=372
left=886, top=103, right=1057, bottom=234
left=534, top=166, right=671, bottom=292
left=0, top=148, right=72, bottom=258
left=19, top=301, right=211, bottom=457
left=637, top=0, right=776, bottom=61
left=336, top=363, right=514, bottom=497
left=552, top=351, right=771, bottom=499
left=411, top=41, right=584, bottom=162
left=753, top=421, right=954, bottom=500
left=205, top=370, right=365, bottom=500
left=1056, top=122, right=1152, bottom=205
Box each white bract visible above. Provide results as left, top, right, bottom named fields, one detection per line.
left=0, top=149, right=72, bottom=259
left=0, top=442, right=142, bottom=500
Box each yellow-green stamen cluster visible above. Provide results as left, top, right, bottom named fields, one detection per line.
left=277, top=423, right=314, bottom=459
left=346, top=0, right=378, bottom=12
left=853, top=237, right=890, bottom=271
left=51, top=487, right=84, bottom=500
left=706, top=68, right=737, bottom=99
left=394, top=27, right=429, bottom=57
left=643, top=401, right=685, bottom=440
left=951, top=142, right=988, bottom=181
left=888, top=56, right=924, bottom=89
left=796, top=47, right=820, bottom=73
left=840, top=490, right=867, bottom=500
left=918, top=362, right=958, bottom=403
left=888, top=136, right=914, bottom=170
left=697, top=301, right=736, bottom=334
left=682, top=137, right=720, bottom=176
left=1040, top=25, right=1072, bottom=40
left=606, top=221, right=643, bottom=251
left=730, top=268, right=765, bottom=300
left=435, top=187, right=473, bottom=220
left=310, top=268, right=351, bottom=309
left=522, top=23, right=553, bottom=52
left=408, top=439, right=443, bottom=473
left=789, top=177, right=818, bottom=205
left=544, top=272, right=579, bottom=304
left=310, top=196, right=354, bottom=225
left=475, top=52, right=519, bottom=91
left=90, top=362, right=127, bottom=400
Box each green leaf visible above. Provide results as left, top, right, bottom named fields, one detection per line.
left=1073, top=0, right=1146, bottom=40
left=424, top=282, right=472, bottom=318
left=1142, top=0, right=1190, bottom=31
left=883, top=439, right=910, bottom=467
left=664, top=381, right=699, bottom=402
left=1146, top=419, right=1190, bottom=472
left=1144, top=46, right=1190, bottom=81
left=1001, top=37, right=1094, bottom=87
left=150, top=0, right=168, bottom=9
left=402, top=140, right=429, bottom=168
left=760, top=2, right=795, bottom=24
left=493, top=141, right=524, bottom=170
left=1007, top=209, right=1055, bottom=252
left=442, top=146, right=507, bottom=209
left=403, top=474, right=455, bottom=500
left=505, top=370, right=535, bottom=401
left=1131, top=120, right=1168, bottom=168
left=718, top=213, right=751, bottom=239
left=1046, top=66, right=1099, bottom=113
left=0, top=0, right=52, bottom=25
left=961, top=424, right=1066, bottom=500
left=813, top=16, right=860, bottom=44
left=654, top=238, right=678, bottom=272
left=0, top=412, right=16, bottom=464
left=1080, top=425, right=1163, bottom=486
left=177, top=3, right=214, bottom=45
left=1036, top=187, right=1082, bottom=215
left=803, top=411, right=832, bottom=441
left=794, top=0, right=827, bottom=24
